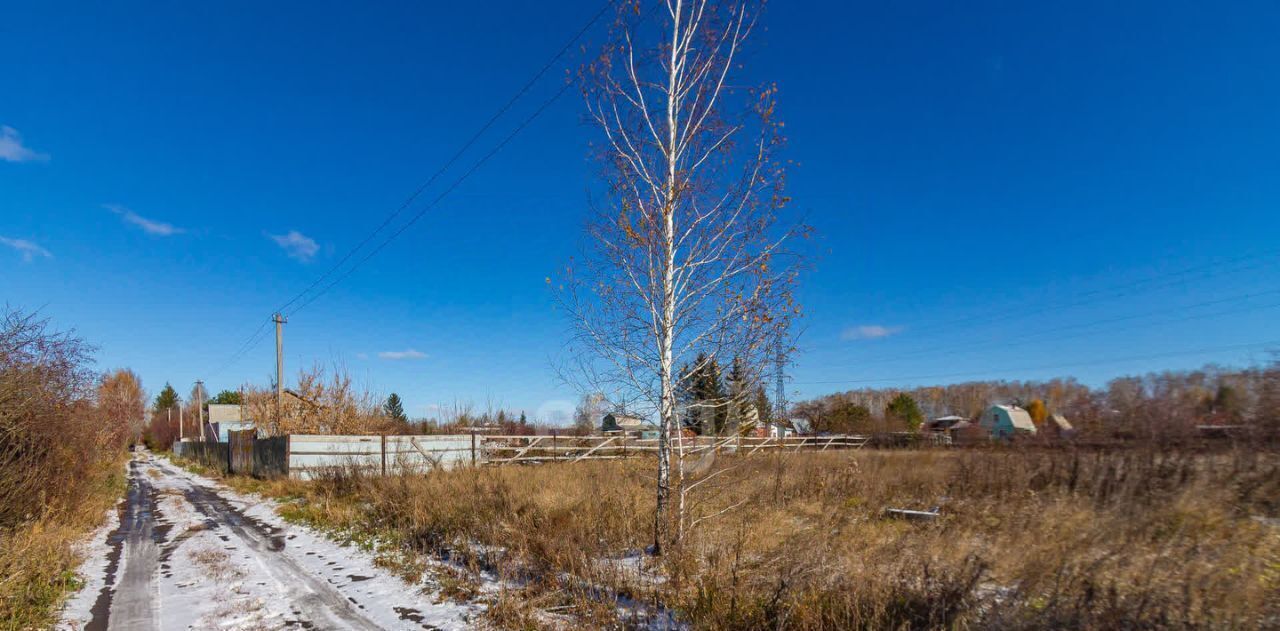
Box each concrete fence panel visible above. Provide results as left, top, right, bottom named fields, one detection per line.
left=286, top=434, right=477, bottom=480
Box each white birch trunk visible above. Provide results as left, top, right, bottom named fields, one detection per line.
left=563, top=0, right=799, bottom=555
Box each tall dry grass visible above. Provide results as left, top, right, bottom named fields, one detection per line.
left=230, top=446, right=1280, bottom=629
left=0, top=308, right=129, bottom=629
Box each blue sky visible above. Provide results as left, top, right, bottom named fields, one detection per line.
left=3, top=1, right=1279, bottom=421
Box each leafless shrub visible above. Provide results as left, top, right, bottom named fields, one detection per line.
left=0, top=306, right=129, bottom=626
left=243, top=362, right=397, bottom=436
left=0, top=307, right=126, bottom=528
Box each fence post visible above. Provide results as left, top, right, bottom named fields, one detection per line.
left=381, top=435, right=387, bottom=476
left=553, top=430, right=558, bottom=462
left=470, top=432, right=477, bottom=467
left=622, top=434, right=627, bottom=459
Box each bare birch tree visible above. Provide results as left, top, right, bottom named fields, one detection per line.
left=559, top=0, right=803, bottom=554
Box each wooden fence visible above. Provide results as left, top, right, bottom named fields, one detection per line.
left=172, top=439, right=229, bottom=474
left=479, top=434, right=871, bottom=465
left=228, top=430, right=254, bottom=474
left=174, top=433, right=287, bottom=478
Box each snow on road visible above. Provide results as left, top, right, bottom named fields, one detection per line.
left=59, top=452, right=484, bottom=630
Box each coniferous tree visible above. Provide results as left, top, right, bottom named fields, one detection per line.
left=753, top=384, right=772, bottom=425
left=686, top=354, right=726, bottom=434
left=210, top=389, right=242, bottom=405
left=384, top=393, right=407, bottom=424
left=153, top=382, right=180, bottom=413
left=676, top=360, right=697, bottom=430
left=724, top=356, right=749, bottom=433
left=885, top=393, right=924, bottom=431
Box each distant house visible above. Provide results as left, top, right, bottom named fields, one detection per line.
left=207, top=404, right=242, bottom=424
left=1047, top=413, right=1077, bottom=439
left=980, top=405, right=1037, bottom=439
left=208, top=403, right=254, bottom=442
left=925, top=415, right=968, bottom=433
left=601, top=413, right=656, bottom=435
left=750, top=421, right=793, bottom=438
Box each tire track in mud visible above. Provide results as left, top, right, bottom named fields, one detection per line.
left=84, top=455, right=384, bottom=631
left=153, top=461, right=383, bottom=630
left=85, top=458, right=166, bottom=631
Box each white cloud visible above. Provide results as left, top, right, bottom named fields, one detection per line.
left=841, top=324, right=903, bottom=341
left=105, top=204, right=184, bottom=236
left=0, top=126, right=49, bottom=163
left=355, top=352, right=369, bottom=360
left=0, top=236, right=53, bottom=262
left=269, top=230, right=319, bottom=262
left=378, top=349, right=427, bottom=360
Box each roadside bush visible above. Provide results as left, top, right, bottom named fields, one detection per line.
left=143, top=406, right=182, bottom=451
left=0, top=308, right=128, bottom=628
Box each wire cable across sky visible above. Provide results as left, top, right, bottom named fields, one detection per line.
left=202, top=1, right=618, bottom=380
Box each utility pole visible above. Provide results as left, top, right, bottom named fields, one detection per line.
left=273, top=313, right=287, bottom=426
left=195, top=380, right=205, bottom=442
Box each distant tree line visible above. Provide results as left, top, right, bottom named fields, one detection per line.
left=793, top=358, right=1280, bottom=440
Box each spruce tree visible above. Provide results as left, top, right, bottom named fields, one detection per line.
left=885, top=393, right=924, bottom=431
left=384, top=393, right=407, bottom=424
left=153, top=382, right=180, bottom=412
left=725, top=356, right=749, bottom=433
left=753, top=384, right=771, bottom=424
left=689, top=354, right=725, bottom=434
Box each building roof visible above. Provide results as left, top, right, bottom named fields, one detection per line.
left=1049, top=413, right=1073, bottom=431
left=993, top=404, right=1037, bottom=432
left=604, top=413, right=654, bottom=430
left=207, top=403, right=242, bottom=424
left=933, top=415, right=966, bottom=422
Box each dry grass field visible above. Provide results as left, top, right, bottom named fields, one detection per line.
left=217, top=446, right=1280, bottom=629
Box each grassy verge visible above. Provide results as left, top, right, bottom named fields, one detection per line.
left=181, top=448, right=1280, bottom=629
left=0, top=458, right=127, bottom=630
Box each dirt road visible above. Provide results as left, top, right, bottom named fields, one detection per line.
left=59, top=452, right=481, bottom=630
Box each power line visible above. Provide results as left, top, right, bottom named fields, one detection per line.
left=272, top=0, right=616, bottom=316
left=909, top=297, right=1280, bottom=365
left=795, top=339, right=1280, bottom=386
left=284, top=3, right=663, bottom=318
left=287, top=77, right=576, bottom=317
left=200, top=1, right=618, bottom=379
left=841, top=287, right=1280, bottom=369
left=891, top=249, right=1279, bottom=341
left=205, top=317, right=272, bottom=381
